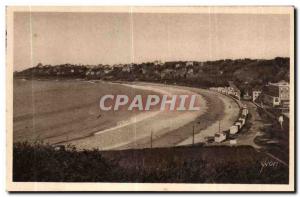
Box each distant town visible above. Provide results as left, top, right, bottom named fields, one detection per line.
left=15, top=57, right=290, bottom=113
left=15, top=57, right=290, bottom=144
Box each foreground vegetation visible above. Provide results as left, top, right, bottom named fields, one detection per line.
left=13, top=142, right=288, bottom=183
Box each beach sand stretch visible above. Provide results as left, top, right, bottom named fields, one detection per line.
left=65, top=82, right=239, bottom=150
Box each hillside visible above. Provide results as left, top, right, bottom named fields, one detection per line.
left=14, top=57, right=290, bottom=92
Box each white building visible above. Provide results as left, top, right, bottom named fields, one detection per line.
left=214, top=132, right=226, bottom=143
left=186, top=61, right=194, bottom=66
left=235, top=122, right=242, bottom=129
left=242, top=108, right=248, bottom=116
left=238, top=118, right=246, bottom=126
left=230, top=125, right=239, bottom=134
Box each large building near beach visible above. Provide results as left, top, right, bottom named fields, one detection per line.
left=261, top=80, right=289, bottom=107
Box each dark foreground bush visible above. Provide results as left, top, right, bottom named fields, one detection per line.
left=13, top=142, right=123, bottom=182
left=13, top=142, right=289, bottom=183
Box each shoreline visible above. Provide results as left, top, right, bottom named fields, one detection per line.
left=13, top=79, right=159, bottom=144
left=120, top=83, right=240, bottom=149
left=13, top=78, right=240, bottom=150
left=176, top=90, right=240, bottom=146
left=65, top=82, right=207, bottom=150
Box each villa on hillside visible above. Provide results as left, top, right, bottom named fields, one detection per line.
left=153, top=60, right=164, bottom=66
left=122, top=65, right=131, bottom=72
left=186, top=61, right=194, bottom=66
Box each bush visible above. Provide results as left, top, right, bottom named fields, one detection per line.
left=13, top=142, right=289, bottom=183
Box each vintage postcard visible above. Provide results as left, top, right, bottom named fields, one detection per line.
left=6, top=6, right=294, bottom=192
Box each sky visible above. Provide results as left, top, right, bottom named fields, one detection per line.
left=13, top=12, right=291, bottom=71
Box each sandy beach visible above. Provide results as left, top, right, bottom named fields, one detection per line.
left=66, top=83, right=208, bottom=150
left=177, top=90, right=240, bottom=146
left=120, top=83, right=240, bottom=149
left=13, top=79, right=158, bottom=144
left=64, top=82, right=240, bottom=150
left=13, top=79, right=240, bottom=150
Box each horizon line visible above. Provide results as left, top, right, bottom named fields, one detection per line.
left=14, top=56, right=290, bottom=71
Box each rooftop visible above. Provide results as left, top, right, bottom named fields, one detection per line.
left=269, top=80, right=289, bottom=86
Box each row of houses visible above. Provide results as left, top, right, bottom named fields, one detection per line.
left=210, top=80, right=289, bottom=109
left=209, top=82, right=241, bottom=100
left=214, top=107, right=249, bottom=143
left=209, top=84, right=249, bottom=143
left=84, top=62, right=196, bottom=80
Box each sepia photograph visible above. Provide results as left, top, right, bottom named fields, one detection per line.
left=6, top=6, right=294, bottom=192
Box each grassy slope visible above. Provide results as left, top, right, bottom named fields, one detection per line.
left=13, top=142, right=288, bottom=183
